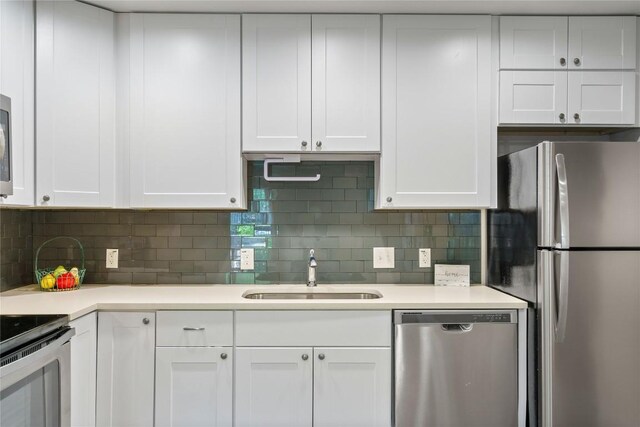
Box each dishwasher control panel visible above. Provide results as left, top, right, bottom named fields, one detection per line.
left=395, top=310, right=516, bottom=324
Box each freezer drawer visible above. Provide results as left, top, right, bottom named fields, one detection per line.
left=394, top=311, right=518, bottom=427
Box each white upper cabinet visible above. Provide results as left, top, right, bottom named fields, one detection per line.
left=36, top=1, right=115, bottom=207
left=500, top=16, right=636, bottom=70
left=0, top=0, right=34, bottom=206
left=129, top=14, right=244, bottom=209
left=242, top=14, right=381, bottom=153
left=568, top=71, right=636, bottom=125
left=500, top=71, right=568, bottom=124
left=568, top=17, right=636, bottom=70
left=312, top=15, right=380, bottom=152
left=500, top=17, right=568, bottom=70
left=380, top=15, right=493, bottom=209
left=242, top=14, right=312, bottom=153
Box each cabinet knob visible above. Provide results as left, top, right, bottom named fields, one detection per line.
left=230, top=197, right=236, bottom=203
left=42, top=195, right=50, bottom=202
left=386, top=197, right=392, bottom=203
left=573, top=58, right=581, bottom=66
left=574, top=113, right=580, bottom=121
left=0, top=194, right=7, bottom=199
left=318, top=353, right=325, bottom=360
left=220, top=353, right=228, bottom=360
left=301, top=141, right=308, bottom=147
left=559, top=113, right=565, bottom=121
left=315, top=141, right=322, bottom=148
left=301, top=354, right=309, bottom=361
left=142, top=317, right=150, bottom=325
left=559, top=57, right=566, bottom=66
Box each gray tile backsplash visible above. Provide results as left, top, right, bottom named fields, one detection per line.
left=0, top=209, right=34, bottom=291
left=2, top=162, right=480, bottom=287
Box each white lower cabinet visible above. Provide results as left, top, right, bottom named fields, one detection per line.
left=313, top=348, right=391, bottom=427
left=70, top=313, right=97, bottom=427
left=155, top=347, right=233, bottom=427
left=96, top=312, right=155, bottom=427
left=235, top=347, right=314, bottom=427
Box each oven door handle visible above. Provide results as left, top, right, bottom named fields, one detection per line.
left=0, top=328, right=75, bottom=388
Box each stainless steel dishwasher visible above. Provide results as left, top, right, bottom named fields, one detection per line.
left=394, top=310, right=518, bottom=427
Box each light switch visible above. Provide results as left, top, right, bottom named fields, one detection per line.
left=373, top=247, right=395, bottom=269
left=240, top=248, right=254, bottom=270
left=419, top=248, right=431, bottom=268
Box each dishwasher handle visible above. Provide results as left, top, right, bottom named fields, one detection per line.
left=441, top=324, right=473, bottom=333
left=394, top=310, right=517, bottom=325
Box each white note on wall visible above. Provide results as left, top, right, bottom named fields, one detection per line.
left=434, top=264, right=470, bottom=287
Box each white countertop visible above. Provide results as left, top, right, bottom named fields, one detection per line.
left=0, top=284, right=526, bottom=320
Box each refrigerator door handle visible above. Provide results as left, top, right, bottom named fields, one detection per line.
left=555, top=153, right=571, bottom=249
left=555, top=251, right=570, bottom=343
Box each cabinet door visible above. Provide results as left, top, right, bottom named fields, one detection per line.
left=70, top=313, right=97, bottom=427
left=36, top=1, right=115, bottom=207
left=129, top=14, right=244, bottom=209
left=0, top=0, right=34, bottom=206
left=242, top=15, right=311, bottom=153
left=499, top=71, right=568, bottom=124
left=313, top=348, right=391, bottom=427
left=155, top=347, right=232, bottom=427
left=568, top=71, right=636, bottom=125
left=96, top=312, right=155, bottom=427
left=500, top=17, right=568, bottom=70
left=568, top=17, right=636, bottom=70
left=312, top=15, right=380, bottom=152
left=380, top=15, right=492, bottom=208
left=235, top=347, right=313, bottom=427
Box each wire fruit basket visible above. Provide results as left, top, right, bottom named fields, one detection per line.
left=35, top=236, right=86, bottom=292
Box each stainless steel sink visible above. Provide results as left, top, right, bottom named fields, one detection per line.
left=242, top=291, right=382, bottom=300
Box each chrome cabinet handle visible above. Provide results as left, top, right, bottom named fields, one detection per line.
left=559, top=113, right=565, bottom=121
left=318, top=353, right=325, bottom=360
left=183, top=327, right=205, bottom=331
left=301, top=354, right=309, bottom=361
left=143, top=318, right=150, bottom=325
left=573, top=58, right=581, bottom=66
left=0, top=194, right=7, bottom=199
left=220, top=353, right=228, bottom=360
left=230, top=197, right=236, bottom=203
left=42, top=195, right=50, bottom=202
left=301, top=141, right=308, bottom=147
left=573, top=113, right=580, bottom=121
left=559, top=57, right=566, bottom=66
left=386, top=197, right=392, bottom=203
left=315, top=141, right=322, bottom=148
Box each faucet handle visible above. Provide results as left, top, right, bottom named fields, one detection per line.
left=309, top=249, right=315, bottom=257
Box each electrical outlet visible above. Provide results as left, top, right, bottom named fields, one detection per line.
left=106, top=249, right=118, bottom=269
left=419, top=248, right=431, bottom=268
left=240, top=248, right=254, bottom=270
left=373, top=247, right=395, bottom=269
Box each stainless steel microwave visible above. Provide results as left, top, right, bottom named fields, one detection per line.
left=0, top=94, right=12, bottom=197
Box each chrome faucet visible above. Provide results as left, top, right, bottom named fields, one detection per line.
left=307, top=249, right=318, bottom=287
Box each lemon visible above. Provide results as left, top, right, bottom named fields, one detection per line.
left=40, top=274, right=55, bottom=289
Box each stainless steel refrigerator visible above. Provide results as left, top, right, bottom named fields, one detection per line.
left=488, top=141, right=640, bottom=427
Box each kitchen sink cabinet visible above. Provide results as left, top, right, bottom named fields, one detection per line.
left=155, top=347, right=233, bottom=427
left=379, top=15, right=494, bottom=209
left=35, top=1, right=116, bottom=207
left=242, top=14, right=380, bottom=153
left=235, top=310, right=392, bottom=427
left=96, top=312, right=155, bottom=427
left=69, top=313, right=97, bottom=427
left=0, top=0, right=34, bottom=206
left=128, top=14, right=245, bottom=209
left=500, top=16, right=636, bottom=71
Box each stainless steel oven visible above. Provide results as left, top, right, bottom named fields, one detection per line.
left=0, top=94, right=13, bottom=197
left=0, top=315, right=74, bottom=427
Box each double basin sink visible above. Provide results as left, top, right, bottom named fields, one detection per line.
left=242, top=288, right=382, bottom=300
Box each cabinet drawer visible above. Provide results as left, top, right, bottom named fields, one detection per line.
left=156, top=311, right=233, bottom=347
left=236, top=311, right=391, bottom=347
